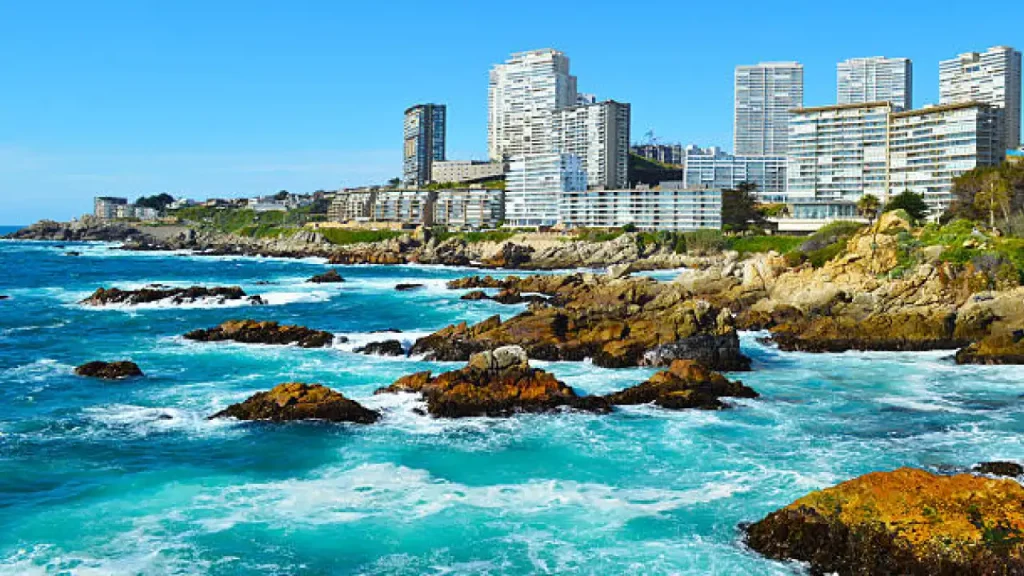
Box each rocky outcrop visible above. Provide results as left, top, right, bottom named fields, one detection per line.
left=604, top=360, right=758, bottom=410
left=353, top=340, right=406, bottom=357
left=956, top=331, right=1024, bottom=365
left=307, top=269, right=344, bottom=284
left=210, top=382, right=380, bottom=423
left=744, top=467, right=1024, bottom=575
left=416, top=273, right=749, bottom=371
left=5, top=216, right=148, bottom=242
left=375, top=345, right=610, bottom=418
left=74, top=361, right=144, bottom=379
left=458, top=288, right=546, bottom=305
left=184, top=320, right=334, bottom=348
left=973, top=461, right=1023, bottom=478
left=81, top=286, right=262, bottom=306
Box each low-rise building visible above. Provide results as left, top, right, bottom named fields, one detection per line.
left=94, top=196, right=128, bottom=219
left=769, top=200, right=866, bottom=234
left=372, top=190, right=435, bottom=226
left=433, top=188, right=505, bottom=229
left=558, top=183, right=722, bottom=231
left=505, top=153, right=587, bottom=227
left=328, top=189, right=377, bottom=223
left=430, top=160, right=507, bottom=184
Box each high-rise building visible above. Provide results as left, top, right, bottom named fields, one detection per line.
left=505, top=153, right=586, bottom=227
left=681, top=146, right=788, bottom=202
left=787, top=102, right=893, bottom=203
left=940, top=46, right=1022, bottom=152
left=552, top=100, right=631, bottom=189
left=403, top=104, right=446, bottom=186
left=734, top=62, right=804, bottom=155
left=488, top=49, right=577, bottom=161
left=631, top=144, right=683, bottom=165
left=94, top=196, right=128, bottom=219
left=838, top=56, right=913, bottom=110
left=889, top=102, right=1002, bottom=212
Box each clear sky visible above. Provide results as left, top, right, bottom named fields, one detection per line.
left=1, top=0, right=1021, bottom=223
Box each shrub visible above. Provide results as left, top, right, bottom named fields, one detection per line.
left=319, top=228, right=403, bottom=246
left=684, top=229, right=726, bottom=255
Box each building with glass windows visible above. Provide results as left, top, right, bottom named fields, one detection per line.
left=940, top=46, right=1021, bottom=152
left=681, top=146, right=788, bottom=202
left=631, top=144, right=683, bottom=165
left=403, top=104, right=446, bottom=186
left=888, top=102, right=1002, bottom=212
left=837, top=56, right=913, bottom=110
left=558, top=183, right=721, bottom=231
left=734, top=62, right=804, bottom=155
left=505, top=153, right=586, bottom=227
left=552, top=100, right=631, bottom=189
left=433, top=188, right=505, bottom=229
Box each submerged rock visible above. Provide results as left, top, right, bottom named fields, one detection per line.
left=307, top=269, right=345, bottom=284
left=74, top=361, right=144, bottom=379
left=353, top=340, right=406, bottom=357
left=0, top=295, right=8, bottom=301
left=375, top=345, right=610, bottom=418
left=973, top=461, right=1024, bottom=478
left=744, top=467, right=1024, bottom=575
left=210, top=382, right=380, bottom=423
left=184, top=320, right=334, bottom=348
left=81, top=286, right=260, bottom=307
left=956, top=331, right=1024, bottom=365
left=604, top=360, right=757, bottom=410
left=395, top=283, right=424, bottom=291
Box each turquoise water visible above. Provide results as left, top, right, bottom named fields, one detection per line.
left=0, top=237, right=1022, bottom=575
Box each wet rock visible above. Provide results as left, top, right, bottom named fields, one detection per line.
left=956, top=330, right=1024, bottom=365
left=395, top=283, right=424, bottom=291
left=307, top=269, right=345, bottom=284
left=744, top=467, right=1024, bottom=575
left=74, top=361, right=144, bottom=379
left=370, top=328, right=402, bottom=334
left=210, top=382, right=380, bottom=423
left=460, top=290, right=490, bottom=301
left=65, top=251, right=81, bottom=257
left=375, top=345, right=610, bottom=418
left=605, top=360, right=757, bottom=410
left=353, top=340, right=406, bottom=357
left=81, top=286, right=255, bottom=307
left=973, top=461, right=1024, bottom=477
left=184, top=320, right=334, bottom=348
left=0, top=295, right=8, bottom=301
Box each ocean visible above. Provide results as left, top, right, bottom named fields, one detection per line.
left=0, top=238, right=1021, bottom=575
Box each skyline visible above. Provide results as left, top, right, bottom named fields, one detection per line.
left=2, top=0, right=1023, bottom=223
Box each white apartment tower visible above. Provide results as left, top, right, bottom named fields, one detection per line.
left=940, top=46, right=1022, bottom=152
left=505, top=153, right=586, bottom=227
left=838, top=57, right=913, bottom=110
left=734, top=62, right=804, bottom=155
left=488, top=49, right=578, bottom=161
left=552, top=100, right=631, bottom=189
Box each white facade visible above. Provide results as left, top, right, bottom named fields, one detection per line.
left=488, top=49, right=577, bottom=161
left=889, top=103, right=1002, bottom=212
left=558, top=184, right=722, bottom=231
left=940, top=46, right=1022, bottom=152
left=552, top=100, right=631, bottom=189
left=681, top=146, right=788, bottom=202
left=430, top=160, right=506, bottom=184
left=787, top=102, right=893, bottom=203
left=505, top=153, right=586, bottom=227
left=837, top=56, right=913, bottom=110
left=94, top=197, right=128, bottom=219
left=372, top=190, right=435, bottom=225
left=734, top=62, right=804, bottom=155
left=433, top=189, right=505, bottom=229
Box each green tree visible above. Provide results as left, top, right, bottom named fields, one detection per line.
left=974, top=171, right=1012, bottom=229
left=274, top=190, right=290, bottom=201
left=135, top=193, right=175, bottom=211
left=386, top=177, right=401, bottom=188
left=721, top=182, right=765, bottom=233
left=857, top=194, right=881, bottom=223
left=622, top=223, right=638, bottom=233
left=884, top=190, right=930, bottom=222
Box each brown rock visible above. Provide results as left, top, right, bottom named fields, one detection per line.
left=604, top=360, right=757, bottom=410
left=184, top=320, right=334, bottom=348
left=307, top=269, right=345, bottom=283
left=210, top=382, right=380, bottom=423
left=956, top=331, right=1024, bottom=365
left=74, top=361, right=144, bottom=379
left=973, top=461, right=1024, bottom=477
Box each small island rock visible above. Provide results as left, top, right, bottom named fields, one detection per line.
left=353, top=340, right=406, bottom=357
left=184, top=320, right=334, bottom=348
left=307, top=269, right=345, bottom=284
left=74, top=361, right=144, bottom=379
left=604, top=359, right=757, bottom=410
left=210, top=382, right=380, bottom=423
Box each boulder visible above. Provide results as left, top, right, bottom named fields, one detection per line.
left=395, top=283, right=424, bottom=291
left=375, top=345, right=610, bottom=418
left=604, top=360, right=757, bottom=410
left=74, top=361, right=144, bottom=379
left=956, top=331, right=1024, bottom=365
left=353, top=340, right=406, bottom=357
left=81, top=286, right=258, bottom=307
left=460, top=290, right=489, bottom=301
left=184, top=320, right=334, bottom=348
left=0, top=295, right=8, bottom=301
left=307, top=269, right=345, bottom=283
left=973, top=461, right=1024, bottom=478
left=210, top=382, right=380, bottom=423
left=744, top=467, right=1024, bottom=575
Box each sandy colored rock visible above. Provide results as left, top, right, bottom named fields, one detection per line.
left=210, top=382, right=380, bottom=423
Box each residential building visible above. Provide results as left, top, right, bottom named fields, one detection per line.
left=787, top=102, right=893, bottom=203
left=769, top=200, right=865, bottom=235
left=403, top=104, right=447, bottom=186
left=631, top=144, right=683, bottom=165
left=372, top=190, right=435, bottom=225
left=328, top=190, right=377, bottom=223
left=433, top=188, right=505, bottom=229
left=681, top=145, right=788, bottom=202
left=940, top=46, right=1022, bottom=152
left=552, top=100, right=631, bottom=189
left=488, top=49, right=577, bottom=161
left=431, top=160, right=507, bottom=184
left=94, top=197, right=128, bottom=219
left=734, top=62, right=804, bottom=155
left=576, top=93, right=597, bottom=105
left=505, top=153, right=586, bottom=227
left=1009, top=148, right=1024, bottom=164
left=837, top=56, right=913, bottom=110
left=889, top=102, right=1002, bottom=212
left=558, top=184, right=722, bottom=231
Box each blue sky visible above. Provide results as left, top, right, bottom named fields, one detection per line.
left=1, top=0, right=1021, bottom=223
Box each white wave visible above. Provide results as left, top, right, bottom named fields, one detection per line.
left=333, top=330, right=434, bottom=355
left=81, top=404, right=239, bottom=439
left=2, top=358, right=74, bottom=382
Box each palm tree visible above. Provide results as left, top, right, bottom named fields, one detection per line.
left=857, top=194, right=881, bottom=224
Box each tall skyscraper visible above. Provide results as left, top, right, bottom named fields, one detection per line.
left=488, top=49, right=577, bottom=161
left=403, top=104, right=446, bottom=186
left=552, top=100, right=631, bottom=189
left=838, top=56, right=913, bottom=110
left=734, top=62, right=804, bottom=155
left=940, top=46, right=1022, bottom=152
